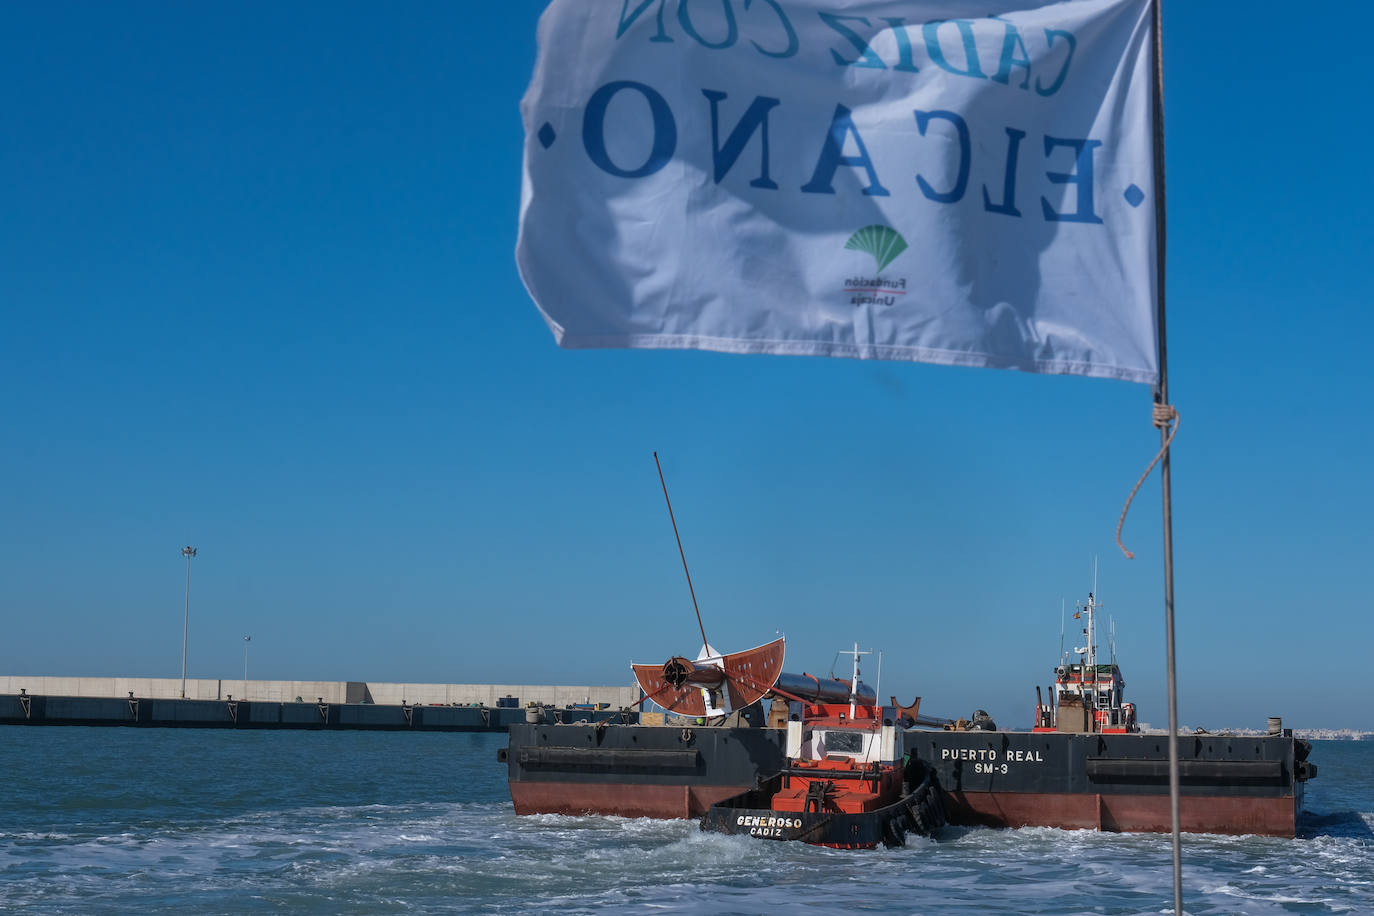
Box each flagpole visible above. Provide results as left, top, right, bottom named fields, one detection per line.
left=1149, top=1, right=1183, bottom=913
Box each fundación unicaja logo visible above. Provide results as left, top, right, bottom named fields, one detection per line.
left=842, top=224, right=909, bottom=307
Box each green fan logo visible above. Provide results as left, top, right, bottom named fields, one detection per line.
left=844, top=225, right=908, bottom=272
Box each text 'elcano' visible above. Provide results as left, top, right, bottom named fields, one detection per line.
left=578, top=82, right=1106, bottom=224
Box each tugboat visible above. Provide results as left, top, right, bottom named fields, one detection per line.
left=700, top=645, right=946, bottom=848
left=1031, top=590, right=1139, bottom=735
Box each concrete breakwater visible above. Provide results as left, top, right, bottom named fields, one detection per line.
left=0, top=693, right=636, bottom=731
left=0, top=676, right=643, bottom=731
left=0, top=675, right=640, bottom=709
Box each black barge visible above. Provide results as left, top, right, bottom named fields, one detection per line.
left=503, top=722, right=1315, bottom=837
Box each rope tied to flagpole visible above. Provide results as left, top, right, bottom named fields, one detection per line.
left=1115, top=402, right=1180, bottom=559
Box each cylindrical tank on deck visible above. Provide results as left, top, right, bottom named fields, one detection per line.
left=774, top=672, right=876, bottom=706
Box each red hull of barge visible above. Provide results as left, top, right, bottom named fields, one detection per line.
left=503, top=724, right=1313, bottom=838
left=511, top=781, right=752, bottom=819
left=939, top=789, right=1300, bottom=837
left=512, top=782, right=1301, bottom=838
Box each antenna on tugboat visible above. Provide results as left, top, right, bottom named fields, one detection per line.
left=874, top=650, right=883, bottom=719
left=837, top=643, right=873, bottom=720
left=1059, top=599, right=1066, bottom=666
left=653, top=451, right=710, bottom=654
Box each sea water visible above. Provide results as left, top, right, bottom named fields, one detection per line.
left=1, top=728, right=1369, bottom=914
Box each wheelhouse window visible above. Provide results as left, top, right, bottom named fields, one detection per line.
left=819, top=730, right=864, bottom=754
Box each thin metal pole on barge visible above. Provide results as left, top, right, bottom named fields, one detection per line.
left=1149, top=1, right=1183, bottom=912
left=654, top=452, right=710, bottom=653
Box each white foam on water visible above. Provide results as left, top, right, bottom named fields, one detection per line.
left=3, top=734, right=1372, bottom=914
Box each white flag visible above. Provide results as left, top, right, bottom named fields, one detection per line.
left=518, top=0, right=1158, bottom=384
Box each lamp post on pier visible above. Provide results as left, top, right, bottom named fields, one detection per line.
left=243, top=635, right=251, bottom=700
left=180, top=546, right=197, bottom=699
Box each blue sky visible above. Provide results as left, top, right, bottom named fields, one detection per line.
left=2, top=1, right=1370, bottom=730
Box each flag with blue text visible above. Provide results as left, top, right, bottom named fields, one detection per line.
left=518, top=0, right=1158, bottom=384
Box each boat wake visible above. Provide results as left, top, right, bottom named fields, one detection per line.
left=1299, top=809, right=1374, bottom=840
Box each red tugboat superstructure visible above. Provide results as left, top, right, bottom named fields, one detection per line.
left=1033, top=591, right=1138, bottom=735
left=700, top=644, right=946, bottom=849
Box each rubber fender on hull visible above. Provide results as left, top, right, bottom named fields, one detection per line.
left=886, top=771, right=948, bottom=848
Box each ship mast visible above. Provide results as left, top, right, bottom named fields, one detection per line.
left=1086, top=591, right=1098, bottom=711
left=1059, top=598, right=1066, bottom=668
left=1089, top=558, right=1099, bottom=715
left=1073, top=589, right=1101, bottom=725
left=836, top=643, right=872, bottom=720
